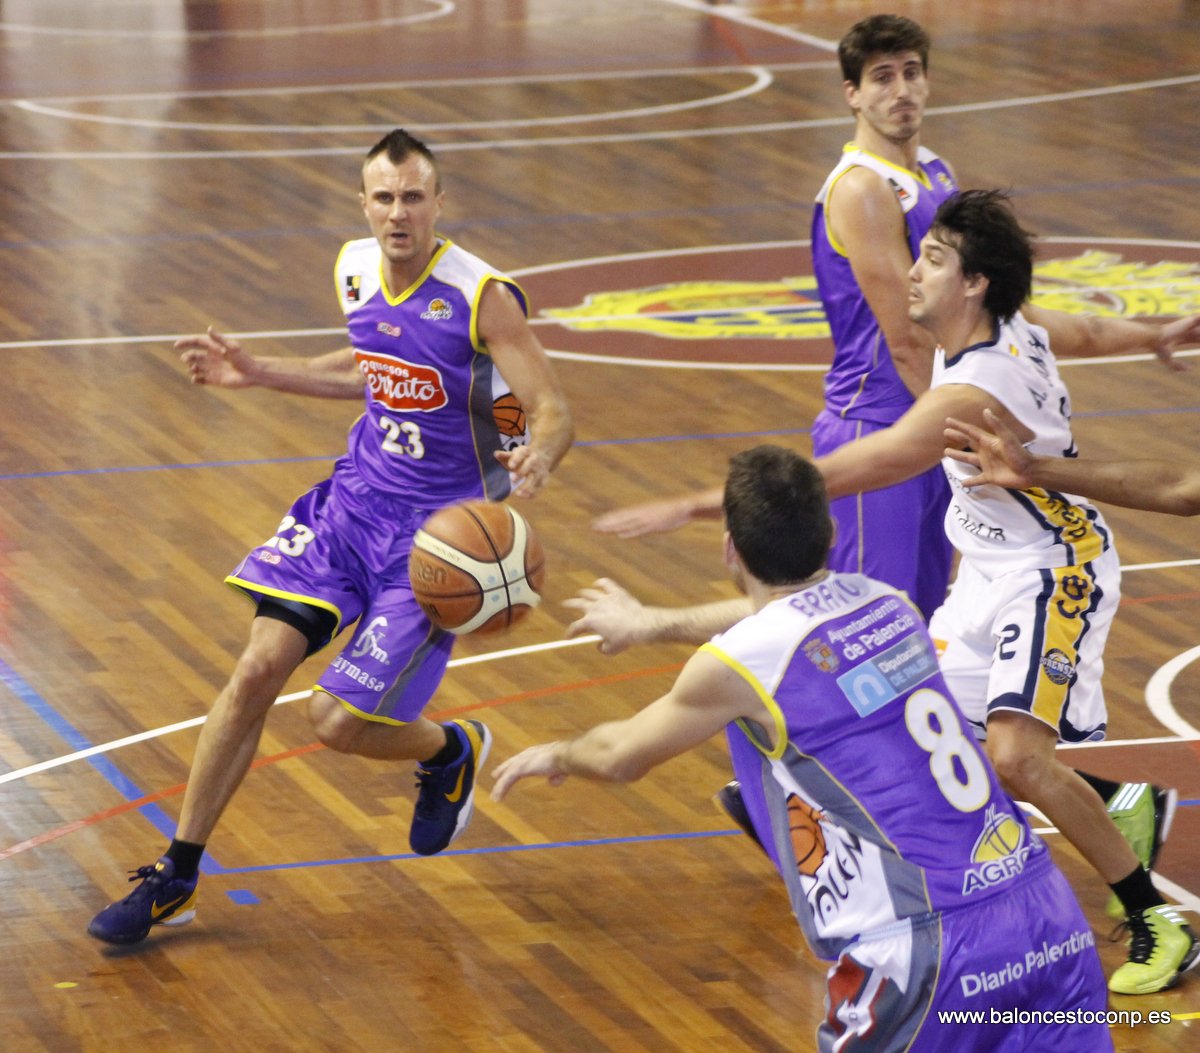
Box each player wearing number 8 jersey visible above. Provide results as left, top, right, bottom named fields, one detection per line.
left=87, top=129, right=573, bottom=946
left=493, top=446, right=1110, bottom=1052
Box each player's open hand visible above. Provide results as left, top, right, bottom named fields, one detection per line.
left=944, top=409, right=1035, bottom=490
left=1153, top=313, right=1200, bottom=372
left=177, top=327, right=259, bottom=389
left=491, top=742, right=568, bottom=801
left=592, top=497, right=695, bottom=538
left=564, top=577, right=649, bottom=655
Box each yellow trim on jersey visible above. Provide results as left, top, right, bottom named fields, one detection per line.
left=823, top=163, right=855, bottom=258
left=824, top=144, right=930, bottom=258
left=313, top=686, right=413, bottom=726
left=380, top=237, right=453, bottom=307
left=1021, top=488, right=1105, bottom=566
left=699, top=642, right=788, bottom=760
left=1030, top=564, right=1099, bottom=729
left=224, top=577, right=345, bottom=638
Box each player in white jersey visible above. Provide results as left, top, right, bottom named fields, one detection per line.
left=564, top=191, right=1199, bottom=995
left=494, top=446, right=1111, bottom=1052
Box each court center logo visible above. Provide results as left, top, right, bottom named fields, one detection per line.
left=543, top=276, right=828, bottom=340
left=535, top=249, right=1200, bottom=345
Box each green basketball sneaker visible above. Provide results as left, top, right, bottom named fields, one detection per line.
left=1108, top=904, right=1199, bottom=995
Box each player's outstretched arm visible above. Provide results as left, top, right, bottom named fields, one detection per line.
left=177, top=327, right=364, bottom=397
left=491, top=650, right=762, bottom=800
left=946, top=409, right=1200, bottom=515
left=591, top=487, right=724, bottom=538
left=478, top=281, right=574, bottom=499
left=565, top=577, right=751, bottom=654
left=1025, top=305, right=1200, bottom=372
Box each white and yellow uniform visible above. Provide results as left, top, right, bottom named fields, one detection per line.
left=928, top=312, right=1119, bottom=742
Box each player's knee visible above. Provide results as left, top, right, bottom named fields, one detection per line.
left=987, top=743, right=1047, bottom=801
left=309, top=691, right=365, bottom=753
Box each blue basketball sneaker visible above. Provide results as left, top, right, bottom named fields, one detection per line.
left=87, top=857, right=198, bottom=945
left=410, top=720, right=492, bottom=856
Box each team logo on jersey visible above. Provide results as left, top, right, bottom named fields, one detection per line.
left=350, top=616, right=390, bottom=664
left=1040, top=648, right=1076, bottom=686
left=345, top=274, right=362, bottom=303
left=804, top=637, right=840, bottom=673
left=376, top=322, right=402, bottom=339
left=356, top=352, right=448, bottom=412
left=788, top=795, right=828, bottom=877
left=421, top=298, right=453, bottom=320
left=962, top=804, right=1031, bottom=896
left=542, top=278, right=828, bottom=341
left=886, top=176, right=911, bottom=203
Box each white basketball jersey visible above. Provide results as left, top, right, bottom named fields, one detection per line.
left=934, top=311, right=1113, bottom=576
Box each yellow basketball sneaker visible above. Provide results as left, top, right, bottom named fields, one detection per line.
left=1108, top=904, right=1199, bottom=995
left=1106, top=782, right=1176, bottom=919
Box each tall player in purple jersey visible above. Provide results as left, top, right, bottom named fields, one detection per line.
left=494, top=446, right=1111, bottom=1053
left=592, top=16, right=954, bottom=620
left=88, top=129, right=574, bottom=946
left=809, top=14, right=955, bottom=623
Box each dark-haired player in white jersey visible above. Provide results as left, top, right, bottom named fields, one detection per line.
left=495, top=445, right=1111, bottom=1052
left=87, top=129, right=574, bottom=946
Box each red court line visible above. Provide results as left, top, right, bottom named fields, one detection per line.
left=0, top=661, right=685, bottom=862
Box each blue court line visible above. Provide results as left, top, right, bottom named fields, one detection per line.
left=2, top=408, right=1198, bottom=484
left=211, top=828, right=743, bottom=875
left=0, top=655, right=223, bottom=875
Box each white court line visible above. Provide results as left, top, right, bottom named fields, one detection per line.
left=651, top=0, right=839, bottom=51
left=0, top=1, right=454, bottom=40
left=6, top=73, right=1200, bottom=161
left=14, top=68, right=775, bottom=135
left=0, top=633, right=602, bottom=786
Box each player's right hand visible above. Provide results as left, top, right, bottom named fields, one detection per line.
left=564, top=577, right=648, bottom=655
left=177, top=326, right=259, bottom=389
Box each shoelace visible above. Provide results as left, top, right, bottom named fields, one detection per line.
left=1110, top=914, right=1155, bottom=964
left=126, top=864, right=162, bottom=885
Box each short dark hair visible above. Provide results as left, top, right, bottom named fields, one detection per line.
left=838, top=14, right=930, bottom=86
left=930, top=189, right=1034, bottom=322
left=363, top=128, right=440, bottom=192
left=723, top=446, right=833, bottom=585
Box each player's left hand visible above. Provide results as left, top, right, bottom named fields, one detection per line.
left=944, top=409, right=1035, bottom=489
left=1153, top=313, right=1200, bottom=372
left=496, top=445, right=550, bottom=498
left=491, top=742, right=568, bottom=801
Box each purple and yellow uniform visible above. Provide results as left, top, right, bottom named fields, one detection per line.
left=811, top=145, right=958, bottom=620
left=225, top=237, right=530, bottom=723
left=708, top=573, right=1110, bottom=1053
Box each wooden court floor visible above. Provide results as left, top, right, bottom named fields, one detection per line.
left=1, top=2, right=1199, bottom=1050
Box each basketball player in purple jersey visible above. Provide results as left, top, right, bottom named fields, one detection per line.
left=809, top=14, right=955, bottom=622
left=495, top=446, right=1112, bottom=1053
left=88, top=129, right=573, bottom=945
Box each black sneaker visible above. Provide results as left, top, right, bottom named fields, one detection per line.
left=409, top=720, right=491, bottom=856
left=87, top=857, right=198, bottom=945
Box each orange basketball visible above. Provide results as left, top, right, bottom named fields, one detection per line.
left=408, top=500, right=545, bottom=635
left=492, top=393, right=527, bottom=438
